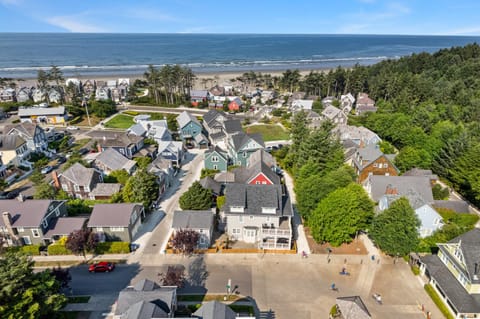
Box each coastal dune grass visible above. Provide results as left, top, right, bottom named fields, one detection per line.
left=245, top=124, right=290, bottom=141
left=104, top=114, right=135, bottom=129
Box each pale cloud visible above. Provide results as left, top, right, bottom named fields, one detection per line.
left=337, top=2, right=411, bottom=34
left=178, top=26, right=212, bottom=33
left=46, top=16, right=107, bottom=33
left=442, top=26, right=480, bottom=36
left=127, top=8, right=177, bottom=22
left=0, top=0, right=22, bottom=5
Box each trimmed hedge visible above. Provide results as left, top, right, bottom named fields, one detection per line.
left=424, top=284, right=454, bottom=319
left=21, top=245, right=41, bottom=256
left=123, top=110, right=140, bottom=116
left=48, top=244, right=72, bottom=255
left=95, top=242, right=131, bottom=254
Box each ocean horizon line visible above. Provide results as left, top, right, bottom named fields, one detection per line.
left=0, top=32, right=478, bottom=37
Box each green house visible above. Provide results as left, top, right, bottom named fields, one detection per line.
left=204, top=146, right=229, bottom=171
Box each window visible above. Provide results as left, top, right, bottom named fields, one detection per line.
left=256, top=181, right=260, bottom=185
left=22, top=236, right=31, bottom=245
left=373, top=163, right=378, bottom=168
left=213, top=165, right=218, bottom=170
left=32, top=229, right=40, bottom=237
left=232, top=228, right=240, bottom=234
left=378, top=163, right=383, bottom=168
left=110, top=227, right=124, bottom=232
left=84, top=186, right=90, bottom=192
left=42, top=220, right=48, bottom=228
left=73, top=184, right=80, bottom=192
left=243, top=151, right=247, bottom=158
left=262, top=181, right=267, bottom=185
left=56, top=209, right=60, bottom=217
left=384, top=164, right=388, bottom=168
left=212, top=156, right=219, bottom=162
left=17, top=227, right=24, bottom=232
left=249, top=215, right=254, bottom=220
left=239, top=216, right=244, bottom=223
left=199, top=229, right=204, bottom=233
left=62, top=184, right=68, bottom=191
left=199, top=237, right=205, bottom=244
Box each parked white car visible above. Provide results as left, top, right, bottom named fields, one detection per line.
left=66, top=126, right=79, bottom=131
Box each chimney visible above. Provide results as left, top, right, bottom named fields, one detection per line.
left=385, top=184, right=398, bottom=195
left=2, top=212, right=20, bottom=246
left=51, top=171, right=60, bottom=189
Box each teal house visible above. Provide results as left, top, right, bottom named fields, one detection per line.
left=228, top=132, right=265, bottom=167
left=204, top=146, right=229, bottom=171
left=176, top=111, right=207, bottom=147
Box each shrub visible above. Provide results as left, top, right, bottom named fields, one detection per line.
left=95, top=242, right=131, bottom=254
left=12, top=119, right=20, bottom=124
left=411, top=265, right=420, bottom=276
left=48, top=244, right=72, bottom=255
left=424, top=284, right=454, bottom=319
left=21, top=245, right=41, bottom=255
left=123, top=110, right=139, bottom=116
left=329, top=305, right=338, bottom=316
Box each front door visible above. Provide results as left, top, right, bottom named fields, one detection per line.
left=243, top=228, right=257, bottom=243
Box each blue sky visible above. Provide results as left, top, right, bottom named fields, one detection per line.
left=0, top=0, right=479, bottom=35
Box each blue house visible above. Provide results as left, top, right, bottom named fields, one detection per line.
left=204, top=146, right=229, bottom=171
left=227, top=132, right=265, bottom=167
left=176, top=111, right=207, bottom=147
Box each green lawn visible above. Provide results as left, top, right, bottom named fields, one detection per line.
left=245, top=124, right=290, bottom=142
left=104, top=114, right=135, bottom=129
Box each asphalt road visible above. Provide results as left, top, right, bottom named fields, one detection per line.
left=69, top=264, right=141, bottom=296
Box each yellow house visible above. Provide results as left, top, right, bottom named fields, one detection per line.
left=420, top=229, right=480, bottom=318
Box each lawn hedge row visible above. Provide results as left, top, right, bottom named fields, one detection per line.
left=424, top=284, right=454, bottom=319
left=95, top=242, right=131, bottom=254
left=6, top=245, right=41, bottom=255
left=48, top=244, right=72, bottom=255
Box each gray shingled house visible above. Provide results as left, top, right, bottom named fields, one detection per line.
left=192, top=301, right=239, bottom=319
left=114, top=279, right=177, bottom=319
left=93, top=148, right=137, bottom=175
left=88, top=203, right=145, bottom=242
left=221, top=183, right=293, bottom=250
left=0, top=198, right=67, bottom=246
left=172, top=210, right=214, bottom=249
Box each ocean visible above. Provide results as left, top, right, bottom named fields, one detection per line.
left=0, top=33, right=479, bottom=78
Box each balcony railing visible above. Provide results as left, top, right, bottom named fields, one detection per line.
left=261, top=228, right=291, bottom=237
left=261, top=242, right=291, bottom=250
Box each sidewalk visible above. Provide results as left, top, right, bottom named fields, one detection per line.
left=33, top=253, right=129, bottom=264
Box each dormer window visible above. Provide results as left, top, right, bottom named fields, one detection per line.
left=230, top=206, right=244, bottom=213
left=262, top=207, right=276, bottom=214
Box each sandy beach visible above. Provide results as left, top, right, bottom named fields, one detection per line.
left=11, top=69, right=329, bottom=91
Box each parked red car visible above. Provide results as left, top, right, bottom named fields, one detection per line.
left=88, top=261, right=115, bottom=273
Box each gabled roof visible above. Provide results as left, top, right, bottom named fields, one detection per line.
left=224, top=183, right=292, bottom=217
left=193, top=301, right=237, bottom=319
left=336, top=296, right=371, bottom=319
left=127, top=123, right=147, bottom=136
left=321, top=105, right=343, bottom=120
left=115, top=279, right=176, bottom=318
left=6, top=122, right=42, bottom=138
left=89, top=183, right=122, bottom=197
left=333, top=125, right=381, bottom=145
left=248, top=149, right=275, bottom=168
left=233, top=157, right=280, bottom=185
left=446, top=228, right=480, bottom=283
left=199, top=176, right=222, bottom=195
left=223, top=119, right=242, bottom=135
left=191, top=90, right=209, bottom=98
left=44, top=217, right=87, bottom=238
left=403, top=168, right=438, bottom=181
left=177, top=111, right=201, bottom=129
left=205, top=146, right=228, bottom=161
left=203, top=110, right=227, bottom=125
left=61, top=163, right=97, bottom=187
left=18, top=106, right=65, bottom=117
left=172, top=210, right=214, bottom=230
left=421, top=254, right=480, bottom=313
left=0, top=200, right=62, bottom=227
left=95, top=148, right=137, bottom=172
left=88, top=203, right=142, bottom=227
left=231, top=132, right=265, bottom=152
left=291, top=99, right=314, bottom=110
left=366, top=175, right=434, bottom=203
left=0, top=134, right=26, bottom=150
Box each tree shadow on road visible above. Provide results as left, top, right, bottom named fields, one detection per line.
left=180, top=256, right=209, bottom=294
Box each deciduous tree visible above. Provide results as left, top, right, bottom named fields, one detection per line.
left=370, top=197, right=421, bottom=256
left=309, top=183, right=374, bottom=246
left=66, top=229, right=98, bottom=258
left=171, top=229, right=200, bottom=255
left=122, top=169, right=158, bottom=208
left=158, top=266, right=185, bottom=287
